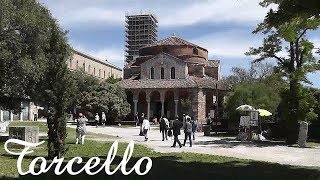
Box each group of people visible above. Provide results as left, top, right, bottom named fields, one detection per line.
left=135, top=112, right=198, bottom=147
left=160, top=114, right=198, bottom=148
left=95, top=112, right=106, bottom=127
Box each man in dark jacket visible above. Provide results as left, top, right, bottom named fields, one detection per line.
left=171, top=116, right=183, bottom=148
left=139, top=113, right=144, bottom=136
left=134, top=112, right=139, bottom=126
left=160, top=116, right=169, bottom=141
left=183, top=117, right=193, bottom=147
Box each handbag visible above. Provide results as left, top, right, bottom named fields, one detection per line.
left=168, top=129, right=173, bottom=137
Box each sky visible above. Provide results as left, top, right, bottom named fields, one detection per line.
left=39, top=0, right=320, bottom=88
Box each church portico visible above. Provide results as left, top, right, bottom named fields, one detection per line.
left=123, top=87, right=211, bottom=124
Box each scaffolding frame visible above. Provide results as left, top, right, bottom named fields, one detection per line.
left=124, top=14, right=158, bottom=63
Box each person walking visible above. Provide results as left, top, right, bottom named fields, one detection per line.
left=159, top=116, right=169, bottom=141
left=183, top=117, right=193, bottom=147
left=171, top=116, right=183, bottom=148
left=191, top=118, right=198, bottom=140
left=95, top=113, right=100, bottom=128
left=101, top=112, right=106, bottom=127
left=139, top=113, right=144, bottom=136
left=134, top=112, right=139, bottom=126
left=76, top=113, right=87, bottom=145
left=142, top=117, right=150, bottom=141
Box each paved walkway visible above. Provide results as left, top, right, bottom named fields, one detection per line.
left=68, top=125, right=320, bottom=167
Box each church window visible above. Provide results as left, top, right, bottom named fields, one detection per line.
left=193, top=48, right=198, bottom=55
left=160, top=67, right=164, bottom=79
left=150, top=67, right=154, bottom=79
left=171, top=67, right=175, bottom=79
left=83, top=63, right=85, bottom=71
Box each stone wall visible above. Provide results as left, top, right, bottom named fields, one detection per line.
left=140, top=53, right=187, bottom=80
left=204, top=66, right=220, bottom=80
left=191, top=89, right=206, bottom=124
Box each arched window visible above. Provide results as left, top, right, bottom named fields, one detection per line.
left=104, top=71, right=106, bottom=79
left=160, top=67, right=164, bottom=79
left=88, top=65, right=91, bottom=73
left=99, top=69, right=101, bottom=77
left=150, top=67, right=154, bottom=79
left=171, top=67, right=175, bottom=79
left=83, top=63, right=85, bottom=71
left=193, top=48, right=198, bottom=55
left=69, top=59, right=72, bottom=67
left=94, top=68, right=96, bottom=75
left=76, top=61, right=79, bottom=69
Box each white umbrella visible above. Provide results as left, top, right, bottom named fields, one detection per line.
left=236, top=104, right=255, bottom=111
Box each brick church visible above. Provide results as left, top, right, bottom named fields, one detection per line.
left=119, top=34, right=224, bottom=123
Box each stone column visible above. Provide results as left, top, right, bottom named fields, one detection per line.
left=146, top=91, right=151, bottom=121
left=133, top=100, right=138, bottom=115
left=161, top=100, right=165, bottom=117
left=192, top=89, right=206, bottom=124
left=174, top=100, right=179, bottom=118
left=20, top=102, right=23, bottom=121
left=0, top=110, right=3, bottom=122
left=20, top=112, right=23, bottom=121
left=147, top=100, right=150, bottom=121
left=28, top=102, right=33, bottom=121
left=10, top=111, right=13, bottom=121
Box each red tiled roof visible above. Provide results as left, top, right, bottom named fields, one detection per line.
left=146, top=35, right=207, bottom=51
left=118, top=76, right=217, bottom=89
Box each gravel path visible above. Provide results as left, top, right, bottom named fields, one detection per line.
left=68, top=125, right=320, bottom=167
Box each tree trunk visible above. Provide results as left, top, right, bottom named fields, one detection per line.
left=47, top=110, right=66, bottom=159
left=286, top=79, right=299, bottom=144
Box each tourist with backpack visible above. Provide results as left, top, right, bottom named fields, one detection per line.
left=183, top=117, right=193, bottom=147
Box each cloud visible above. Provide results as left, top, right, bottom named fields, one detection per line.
left=40, top=0, right=274, bottom=28
left=190, top=29, right=263, bottom=59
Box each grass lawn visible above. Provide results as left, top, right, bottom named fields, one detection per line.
left=1, top=122, right=320, bottom=179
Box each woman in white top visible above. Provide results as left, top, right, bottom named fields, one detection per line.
left=142, top=118, right=151, bottom=141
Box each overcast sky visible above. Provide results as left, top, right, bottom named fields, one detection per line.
left=39, top=0, right=320, bottom=88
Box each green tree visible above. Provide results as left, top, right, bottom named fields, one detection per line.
left=221, top=62, right=275, bottom=90
left=247, top=1, right=320, bottom=143
left=106, top=75, right=122, bottom=84
left=0, top=0, right=72, bottom=158
left=68, top=70, right=99, bottom=114
left=225, top=82, right=281, bottom=122
left=259, top=0, right=320, bottom=26
left=80, top=81, right=130, bottom=124
left=181, top=99, right=192, bottom=115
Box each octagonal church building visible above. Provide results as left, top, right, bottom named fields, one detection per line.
left=119, top=34, right=224, bottom=123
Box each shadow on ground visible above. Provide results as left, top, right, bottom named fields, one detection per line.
left=1, top=154, right=319, bottom=180
left=195, top=138, right=287, bottom=148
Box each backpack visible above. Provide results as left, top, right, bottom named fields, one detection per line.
left=185, top=122, right=192, bottom=133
